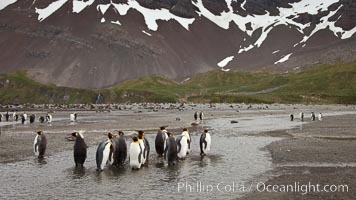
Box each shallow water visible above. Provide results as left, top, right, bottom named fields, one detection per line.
left=0, top=113, right=282, bottom=200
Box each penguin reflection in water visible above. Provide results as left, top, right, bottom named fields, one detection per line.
left=129, top=136, right=142, bottom=170
left=112, top=131, right=127, bottom=166
left=96, top=132, right=115, bottom=171
left=33, top=131, right=47, bottom=159
left=164, top=132, right=178, bottom=166
left=138, top=130, right=150, bottom=166
left=72, top=131, right=87, bottom=167
left=200, top=130, right=211, bottom=156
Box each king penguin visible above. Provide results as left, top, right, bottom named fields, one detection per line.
left=300, top=112, right=304, bottom=122
left=181, top=128, right=191, bottom=154
left=72, top=131, right=87, bottom=167
left=70, top=112, right=77, bottom=122
left=200, top=130, right=211, bottom=156
left=46, top=113, right=52, bottom=123
left=138, top=130, right=150, bottom=166
left=33, top=131, right=47, bottom=158
left=113, top=131, right=127, bottom=166
left=29, top=114, right=36, bottom=124
left=129, top=136, right=142, bottom=170
left=164, top=132, right=177, bottom=166
left=176, top=134, right=188, bottom=160
left=96, top=132, right=114, bottom=171
left=155, top=126, right=168, bottom=157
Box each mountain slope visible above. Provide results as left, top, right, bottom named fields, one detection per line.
left=0, top=0, right=355, bottom=88
left=0, top=61, right=355, bottom=104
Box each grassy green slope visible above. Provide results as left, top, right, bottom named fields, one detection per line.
left=0, top=61, right=355, bottom=104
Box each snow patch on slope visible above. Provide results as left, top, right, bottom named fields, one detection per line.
left=36, top=0, right=69, bottom=22
left=275, top=53, right=293, bottom=64
left=0, top=0, right=18, bottom=10
left=73, top=0, right=94, bottom=13
left=218, top=56, right=234, bottom=68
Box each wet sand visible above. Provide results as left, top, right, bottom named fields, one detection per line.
left=242, top=114, right=356, bottom=200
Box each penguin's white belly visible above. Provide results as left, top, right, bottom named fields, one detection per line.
left=129, top=144, right=141, bottom=169
left=205, top=134, right=211, bottom=152
left=33, top=135, right=39, bottom=156
left=70, top=114, right=75, bottom=122
left=178, top=137, right=188, bottom=159
left=100, top=143, right=111, bottom=170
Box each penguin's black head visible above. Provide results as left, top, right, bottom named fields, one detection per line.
left=167, top=132, right=173, bottom=137
left=71, top=132, right=78, bottom=137
left=160, top=126, right=166, bottom=130
left=204, top=130, right=208, bottom=133
left=118, top=131, right=124, bottom=136
left=138, top=130, right=144, bottom=138
left=132, top=136, right=138, bottom=142
left=108, top=132, right=114, bottom=139
left=183, top=128, right=188, bottom=132
left=37, top=131, right=43, bottom=135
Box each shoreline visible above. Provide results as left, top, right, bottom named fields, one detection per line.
left=242, top=114, right=356, bottom=199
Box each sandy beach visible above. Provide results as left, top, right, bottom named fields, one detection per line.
left=0, top=104, right=356, bottom=199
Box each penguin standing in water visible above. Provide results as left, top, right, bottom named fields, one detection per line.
left=200, top=130, right=211, bottom=156
left=181, top=128, right=191, bottom=154
left=199, top=111, right=204, bottom=121
left=113, top=131, right=127, bottom=166
left=14, top=114, right=19, bottom=121
left=194, top=111, right=198, bottom=121
left=300, top=112, right=304, bottom=122
left=29, top=114, right=36, bottom=124
left=39, top=116, right=45, bottom=123
left=155, top=126, right=168, bottom=157
left=318, top=113, right=323, bottom=121
left=21, top=113, right=27, bottom=124
left=164, top=132, right=177, bottom=166
left=311, top=112, right=316, bottom=121
left=72, top=131, right=87, bottom=167
left=0, top=113, right=2, bottom=122
left=46, top=113, right=52, bottom=123
left=176, top=134, right=188, bottom=160
left=138, top=130, right=150, bottom=166
left=70, top=113, right=77, bottom=122
left=5, top=112, right=9, bottom=122
left=129, top=136, right=142, bottom=170
left=290, top=114, right=294, bottom=121
left=33, top=131, right=47, bottom=158
left=12, top=112, right=16, bottom=121
left=96, top=132, right=114, bottom=171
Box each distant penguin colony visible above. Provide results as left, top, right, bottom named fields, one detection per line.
left=72, top=131, right=87, bottom=167
left=289, top=111, right=324, bottom=123
left=33, top=131, right=47, bottom=159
